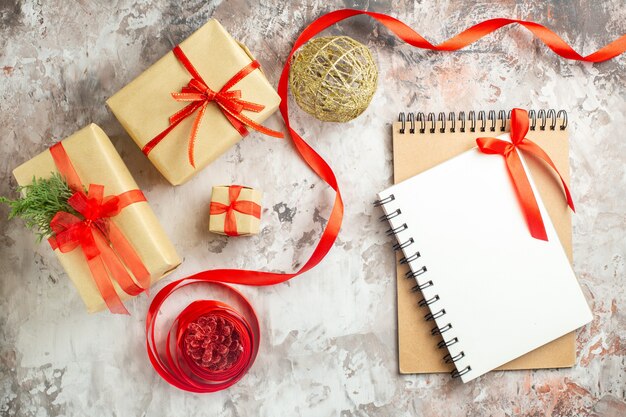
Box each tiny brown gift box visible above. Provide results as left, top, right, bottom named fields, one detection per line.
left=209, top=186, right=262, bottom=236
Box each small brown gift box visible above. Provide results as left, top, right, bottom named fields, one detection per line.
left=106, top=19, right=281, bottom=186
left=12, top=124, right=181, bottom=313
left=209, top=185, right=262, bottom=236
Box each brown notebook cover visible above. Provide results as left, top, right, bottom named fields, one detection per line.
left=393, top=111, right=575, bottom=374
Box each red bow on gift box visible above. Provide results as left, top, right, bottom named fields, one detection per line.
left=209, top=186, right=261, bottom=237
left=476, top=108, right=575, bottom=241
left=142, top=46, right=284, bottom=167
left=48, top=143, right=150, bottom=314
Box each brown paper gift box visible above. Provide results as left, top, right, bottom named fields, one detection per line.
left=12, top=124, right=182, bottom=313
left=209, top=186, right=262, bottom=236
left=106, top=19, right=281, bottom=186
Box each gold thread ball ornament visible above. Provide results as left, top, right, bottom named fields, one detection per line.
left=289, top=36, right=378, bottom=123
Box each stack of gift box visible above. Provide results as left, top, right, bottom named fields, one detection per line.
left=11, top=19, right=279, bottom=313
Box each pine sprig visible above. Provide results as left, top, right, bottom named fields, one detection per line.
left=0, top=173, right=77, bottom=241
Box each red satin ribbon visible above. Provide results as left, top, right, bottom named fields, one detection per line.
left=48, top=143, right=150, bottom=314
left=477, top=108, right=575, bottom=241
left=49, top=142, right=83, bottom=192
left=209, top=185, right=261, bottom=237
left=146, top=279, right=259, bottom=393
left=147, top=9, right=626, bottom=392
left=142, top=45, right=284, bottom=167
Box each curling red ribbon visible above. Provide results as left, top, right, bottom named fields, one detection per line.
left=146, top=280, right=259, bottom=393
left=142, top=45, right=284, bottom=167
left=147, top=9, right=626, bottom=392
left=48, top=143, right=150, bottom=314
left=209, top=185, right=261, bottom=237
left=477, top=108, right=575, bottom=241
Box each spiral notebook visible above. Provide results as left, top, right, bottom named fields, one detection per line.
left=380, top=110, right=592, bottom=382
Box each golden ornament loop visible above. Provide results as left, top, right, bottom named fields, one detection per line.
left=289, top=36, right=378, bottom=123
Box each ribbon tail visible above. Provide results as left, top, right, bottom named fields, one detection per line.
left=505, top=149, right=548, bottom=241
left=222, top=111, right=249, bottom=137
left=106, top=221, right=151, bottom=291
left=518, top=140, right=575, bottom=212
left=188, top=102, right=208, bottom=168
left=86, top=254, right=129, bottom=315
left=237, top=99, right=265, bottom=113
left=94, top=229, right=145, bottom=297
left=220, top=105, right=283, bottom=138
left=171, top=93, right=207, bottom=102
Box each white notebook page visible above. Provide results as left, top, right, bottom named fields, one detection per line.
left=377, top=134, right=592, bottom=382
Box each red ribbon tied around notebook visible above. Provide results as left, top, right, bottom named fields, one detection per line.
left=142, top=46, right=284, bottom=167
left=476, top=108, right=575, bottom=241
left=146, top=9, right=626, bottom=392
left=48, top=143, right=150, bottom=315
left=209, top=186, right=261, bottom=237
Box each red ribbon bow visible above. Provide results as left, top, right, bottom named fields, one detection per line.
left=142, top=46, right=284, bottom=167
left=209, top=186, right=261, bottom=237
left=476, top=108, right=575, bottom=241
left=48, top=143, right=150, bottom=314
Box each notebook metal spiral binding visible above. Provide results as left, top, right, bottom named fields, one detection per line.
left=383, top=108, right=573, bottom=380
left=451, top=366, right=472, bottom=378
left=374, top=193, right=467, bottom=379
left=397, top=109, right=568, bottom=134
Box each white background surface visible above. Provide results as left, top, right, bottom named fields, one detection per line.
left=1, top=1, right=624, bottom=416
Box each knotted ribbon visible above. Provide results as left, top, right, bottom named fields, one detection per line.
left=476, top=108, right=575, bottom=241
left=147, top=9, right=626, bottom=392
left=142, top=46, right=284, bottom=167
left=48, top=143, right=150, bottom=314
left=209, top=185, right=261, bottom=236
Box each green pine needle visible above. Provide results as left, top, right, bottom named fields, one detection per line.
left=0, top=173, right=77, bottom=242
